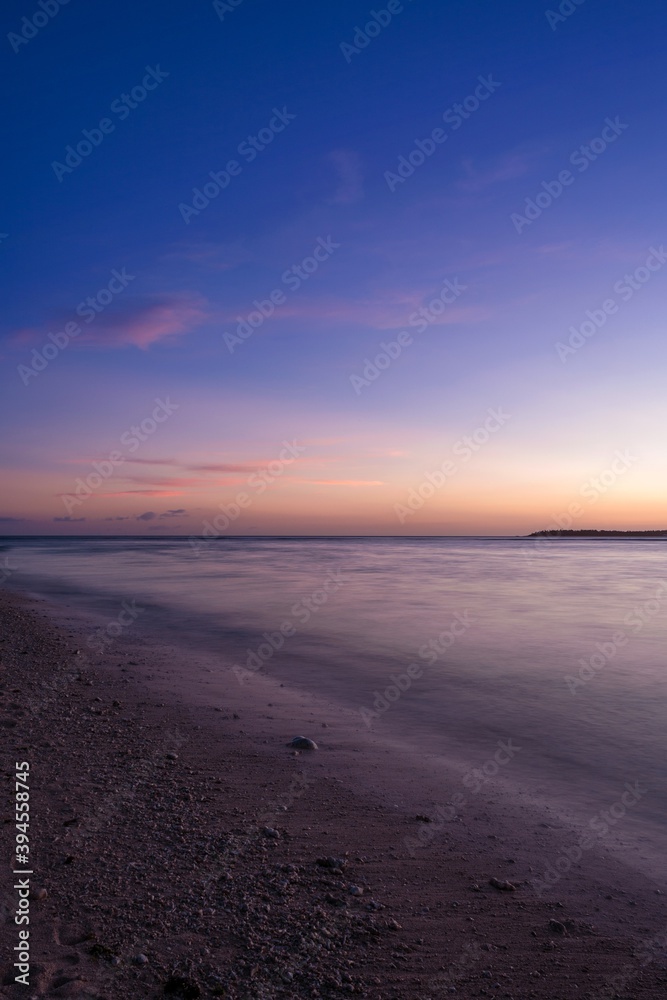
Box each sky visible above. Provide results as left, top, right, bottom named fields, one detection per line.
left=1, top=0, right=666, bottom=536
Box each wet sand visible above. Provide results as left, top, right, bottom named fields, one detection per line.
left=1, top=588, right=666, bottom=999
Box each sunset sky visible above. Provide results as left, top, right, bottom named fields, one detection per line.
left=1, top=0, right=666, bottom=535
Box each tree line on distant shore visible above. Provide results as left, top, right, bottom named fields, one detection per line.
left=528, top=529, right=667, bottom=537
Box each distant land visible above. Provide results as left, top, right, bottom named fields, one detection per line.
left=528, top=529, right=667, bottom=537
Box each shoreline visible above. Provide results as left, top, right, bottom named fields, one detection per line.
left=1, top=588, right=666, bottom=998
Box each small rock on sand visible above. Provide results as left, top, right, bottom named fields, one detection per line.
left=287, top=736, right=318, bottom=750
left=489, top=877, right=516, bottom=891
left=317, top=856, right=346, bottom=870
left=164, top=975, right=201, bottom=998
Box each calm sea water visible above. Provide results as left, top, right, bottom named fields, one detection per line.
left=3, top=535, right=667, bottom=879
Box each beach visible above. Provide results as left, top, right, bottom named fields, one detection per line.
left=1, top=586, right=666, bottom=999
left=4, top=0, right=665, bottom=993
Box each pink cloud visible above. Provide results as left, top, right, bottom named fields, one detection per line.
left=83, top=295, right=208, bottom=349
left=9, top=295, right=209, bottom=352
left=293, top=479, right=386, bottom=487
left=186, top=462, right=261, bottom=473
left=99, top=489, right=185, bottom=497
left=8, top=327, right=39, bottom=347
left=118, top=475, right=207, bottom=488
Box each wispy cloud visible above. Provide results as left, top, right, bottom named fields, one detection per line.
left=327, top=149, right=364, bottom=204
left=100, top=489, right=185, bottom=497
left=186, top=462, right=260, bottom=473
left=160, top=241, right=254, bottom=271
left=294, top=479, right=386, bottom=487
left=217, top=292, right=488, bottom=331
left=456, top=151, right=536, bottom=192
left=9, top=295, right=209, bottom=352
left=111, top=475, right=205, bottom=489
left=85, top=295, right=208, bottom=349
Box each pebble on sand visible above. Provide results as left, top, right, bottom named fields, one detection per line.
left=489, top=877, right=516, bottom=891
left=316, top=856, right=346, bottom=870
left=164, top=975, right=201, bottom=998
left=287, top=736, right=318, bottom=750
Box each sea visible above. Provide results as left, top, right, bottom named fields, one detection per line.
left=2, top=534, right=666, bottom=883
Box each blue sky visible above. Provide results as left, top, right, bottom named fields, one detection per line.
left=1, top=0, right=666, bottom=534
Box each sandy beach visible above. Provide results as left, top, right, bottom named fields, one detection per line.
left=1, top=587, right=666, bottom=999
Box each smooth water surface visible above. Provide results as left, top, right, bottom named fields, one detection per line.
left=3, top=535, right=667, bottom=879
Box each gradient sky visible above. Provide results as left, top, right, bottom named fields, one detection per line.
left=1, top=0, right=666, bottom=535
